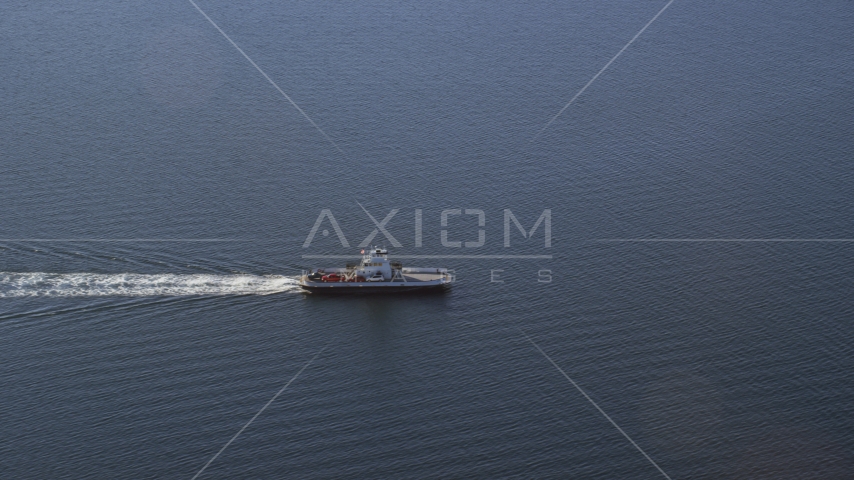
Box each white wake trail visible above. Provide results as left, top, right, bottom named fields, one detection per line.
left=0, top=273, right=299, bottom=297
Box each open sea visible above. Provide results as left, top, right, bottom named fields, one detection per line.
left=2, top=1, right=853, bottom=478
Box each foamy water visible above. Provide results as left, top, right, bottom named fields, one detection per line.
left=0, top=273, right=299, bottom=297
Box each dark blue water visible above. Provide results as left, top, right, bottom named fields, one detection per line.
left=2, top=1, right=853, bottom=478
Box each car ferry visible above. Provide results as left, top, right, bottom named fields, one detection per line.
left=299, top=247, right=452, bottom=293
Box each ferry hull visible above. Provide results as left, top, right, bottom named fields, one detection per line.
left=299, top=279, right=449, bottom=294
left=301, top=247, right=452, bottom=294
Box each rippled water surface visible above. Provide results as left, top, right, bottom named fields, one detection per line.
left=2, top=1, right=854, bottom=478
